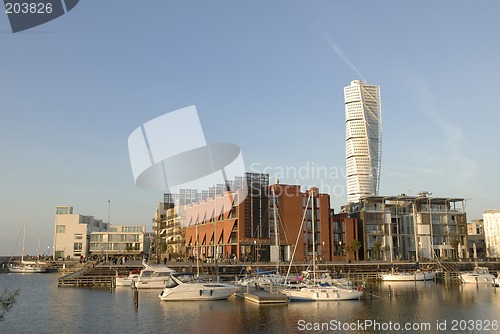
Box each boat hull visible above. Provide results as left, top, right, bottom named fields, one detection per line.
left=460, top=274, right=495, bottom=284
left=159, top=284, right=239, bottom=301
left=382, top=271, right=435, bottom=281
left=8, top=264, right=46, bottom=273
left=283, top=287, right=362, bottom=301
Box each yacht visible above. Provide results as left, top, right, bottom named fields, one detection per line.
left=460, top=267, right=495, bottom=284
left=159, top=272, right=239, bottom=301
left=281, top=283, right=363, bottom=301
left=8, top=221, right=47, bottom=273
left=133, top=263, right=176, bottom=289
left=115, top=269, right=141, bottom=287
left=382, top=269, right=436, bottom=281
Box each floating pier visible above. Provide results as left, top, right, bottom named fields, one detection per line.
left=235, top=285, right=288, bottom=304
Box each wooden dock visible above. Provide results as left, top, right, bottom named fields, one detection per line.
left=58, top=267, right=116, bottom=287
left=235, top=285, right=288, bottom=304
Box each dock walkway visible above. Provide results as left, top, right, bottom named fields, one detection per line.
left=235, top=285, right=288, bottom=304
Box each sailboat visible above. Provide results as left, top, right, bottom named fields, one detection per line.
left=8, top=220, right=47, bottom=273
left=281, top=188, right=363, bottom=301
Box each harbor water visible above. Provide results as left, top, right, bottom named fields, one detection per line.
left=1, top=273, right=500, bottom=333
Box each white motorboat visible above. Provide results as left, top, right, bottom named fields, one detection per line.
left=382, top=269, right=436, bottom=282
left=115, top=269, right=141, bottom=287
left=159, top=272, right=239, bottom=301
left=460, top=267, right=495, bottom=284
left=133, top=263, right=176, bottom=289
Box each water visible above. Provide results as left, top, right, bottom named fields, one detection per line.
left=1, top=273, right=499, bottom=333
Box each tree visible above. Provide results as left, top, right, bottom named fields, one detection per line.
left=372, top=240, right=382, bottom=260
left=450, top=239, right=460, bottom=259
left=349, top=240, right=362, bottom=261
left=1, top=289, right=19, bottom=321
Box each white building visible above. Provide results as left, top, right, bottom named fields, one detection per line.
left=53, top=206, right=109, bottom=259
left=344, top=80, right=382, bottom=203
left=89, top=225, right=146, bottom=259
left=53, top=206, right=147, bottom=260
left=483, top=210, right=500, bottom=258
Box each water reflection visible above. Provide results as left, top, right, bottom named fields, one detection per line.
left=1, top=274, right=499, bottom=333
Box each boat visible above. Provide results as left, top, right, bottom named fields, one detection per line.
left=158, top=272, right=239, bottom=301
left=281, top=188, right=363, bottom=301
left=382, top=269, right=436, bottom=281
left=8, top=220, right=47, bottom=273
left=115, top=269, right=141, bottom=287
left=460, top=267, right=495, bottom=284
left=132, top=262, right=177, bottom=289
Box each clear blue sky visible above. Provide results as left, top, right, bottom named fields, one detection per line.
left=1, top=1, right=499, bottom=256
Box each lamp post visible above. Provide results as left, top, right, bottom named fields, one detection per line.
left=339, top=241, right=342, bottom=256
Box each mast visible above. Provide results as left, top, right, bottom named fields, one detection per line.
left=272, top=186, right=280, bottom=272
left=311, top=189, right=317, bottom=283
left=21, top=219, right=27, bottom=263
left=196, top=221, right=200, bottom=276
left=37, top=235, right=41, bottom=263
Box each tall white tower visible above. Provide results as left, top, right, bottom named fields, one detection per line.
left=344, top=80, right=382, bottom=203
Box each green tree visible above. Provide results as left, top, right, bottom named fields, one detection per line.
left=349, top=240, right=362, bottom=261
left=1, top=289, right=19, bottom=321
left=372, top=240, right=382, bottom=260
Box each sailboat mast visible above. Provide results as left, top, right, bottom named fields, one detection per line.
left=311, top=189, right=317, bottom=283
left=196, top=222, right=199, bottom=276
left=272, top=186, right=280, bottom=271
left=21, top=219, right=27, bottom=262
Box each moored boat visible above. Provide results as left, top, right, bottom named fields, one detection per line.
left=159, top=272, right=239, bottom=301
left=460, top=267, right=495, bottom=284
left=133, top=263, right=176, bottom=289
left=8, top=220, right=47, bottom=274
left=382, top=269, right=436, bottom=281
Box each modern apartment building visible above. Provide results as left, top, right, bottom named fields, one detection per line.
left=53, top=206, right=109, bottom=259
left=153, top=201, right=185, bottom=262
left=184, top=172, right=269, bottom=262
left=344, top=80, right=382, bottom=203
left=269, top=184, right=331, bottom=262
left=89, top=225, right=146, bottom=259
left=54, top=206, right=146, bottom=260
left=345, top=193, right=468, bottom=261
left=483, top=210, right=500, bottom=258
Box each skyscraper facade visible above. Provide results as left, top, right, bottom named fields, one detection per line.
left=344, top=80, right=382, bottom=203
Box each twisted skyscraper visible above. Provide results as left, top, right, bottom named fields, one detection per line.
left=344, top=80, right=382, bottom=203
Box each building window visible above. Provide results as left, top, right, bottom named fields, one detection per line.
left=74, top=234, right=83, bottom=240
left=56, top=225, right=66, bottom=233
left=73, top=242, right=82, bottom=251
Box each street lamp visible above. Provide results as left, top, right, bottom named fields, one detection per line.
left=339, top=241, right=342, bottom=256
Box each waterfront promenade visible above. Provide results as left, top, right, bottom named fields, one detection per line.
left=3, top=255, right=500, bottom=282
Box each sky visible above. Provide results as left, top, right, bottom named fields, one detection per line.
left=1, top=1, right=499, bottom=256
